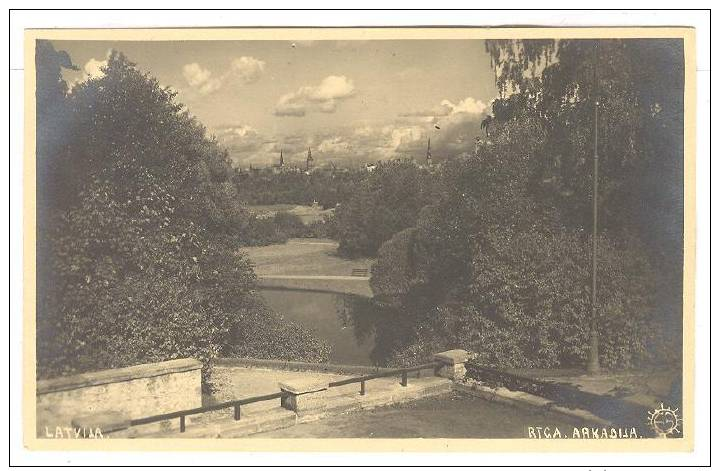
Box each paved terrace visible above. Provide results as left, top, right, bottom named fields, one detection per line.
left=41, top=353, right=616, bottom=440
left=107, top=351, right=466, bottom=438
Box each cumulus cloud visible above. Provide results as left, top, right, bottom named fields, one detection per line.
left=67, top=52, right=111, bottom=90
left=215, top=96, right=488, bottom=167
left=182, top=56, right=266, bottom=96
left=230, top=56, right=266, bottom=84
left=274, top=75, right=356, bottom=117
left=83, top=57, right=108, bottom=80
left=214, top=124, right=277, bottom=166
left=441, top=97, right=487, bottom=115
left=399, top=97, right=487, bottom=120
left=391, top=97, right=491, bottom=159
left=182, top=63, right=223, bottom=95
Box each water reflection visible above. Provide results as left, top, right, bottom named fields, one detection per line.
left=259, top=288, right=412, bottom=367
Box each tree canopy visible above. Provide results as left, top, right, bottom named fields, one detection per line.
left=359, top=39, right=683, bottom=370
left=35, top=42, right=329, bottom=382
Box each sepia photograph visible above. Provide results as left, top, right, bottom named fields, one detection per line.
left=21, top=23, right=698, bottom=454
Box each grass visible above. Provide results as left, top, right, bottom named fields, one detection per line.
left=243, top=238, right=374, bottom=277
left=246, top=204, right=334, bottom=225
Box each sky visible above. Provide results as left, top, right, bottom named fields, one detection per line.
left=53, top=39, right=499, bottom=168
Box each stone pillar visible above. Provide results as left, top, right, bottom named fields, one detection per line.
left=279, top=377, right=329, bottom=419
left=433, top=349, right=470, bottom=381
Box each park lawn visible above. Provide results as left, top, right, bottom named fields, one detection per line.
left=246, top=204, right=334, bottom=225
left=242, top=238, right=375, bottom=277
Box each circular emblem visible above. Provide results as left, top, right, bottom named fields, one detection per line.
left=647, top=403, right=681, bottom=437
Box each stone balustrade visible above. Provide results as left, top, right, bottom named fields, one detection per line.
left=36, top=358, right=203, bottom=437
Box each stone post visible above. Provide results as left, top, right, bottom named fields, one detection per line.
left=433, top=349, right=470, bottom=381
left=279, top=377, right=329, bottom=419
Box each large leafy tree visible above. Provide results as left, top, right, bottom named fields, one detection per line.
left=371, top=114, right=657, bottom=370
left=485, top=39, right=684, bottom=269
left=35, top=43, right=329, bottom=381
left=365, top=39, right=683, bottom=370
left=485, top=38, right=685, bottom=347
left=334, top=160, right=439, bottom=257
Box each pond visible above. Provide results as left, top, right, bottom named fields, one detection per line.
left=259, top=288, right=406, bottom=367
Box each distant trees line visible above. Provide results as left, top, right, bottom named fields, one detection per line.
left=234, top=170, right=365, bottom=210
left=244, top=211, right=337, bottom=246
left=35, top=42, right=329, bottom=384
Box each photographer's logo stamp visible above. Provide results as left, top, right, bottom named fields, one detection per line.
left=647, top=403, right=681, bottom=438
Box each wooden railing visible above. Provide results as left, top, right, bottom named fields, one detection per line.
left=328, top=361, right=441, bottom=396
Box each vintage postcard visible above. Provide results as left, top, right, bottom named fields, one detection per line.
left=23, top=25, right=696, bottom=453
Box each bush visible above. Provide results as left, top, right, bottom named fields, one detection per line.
left=225, top=296, right=331, bottom=363
left=37, top=166, right=259, bottom=384
left=468, top=229, right=655, bottom=369
left=243, top=212, right=309, bottom=246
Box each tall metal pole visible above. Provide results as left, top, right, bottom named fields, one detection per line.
left=586, top=42, right=601, bottom=375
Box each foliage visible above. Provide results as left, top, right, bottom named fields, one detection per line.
left=370, top=116, right=658, bottom=370
left=36, top=44, right=329, bottom=383
left=334, top=160, right=439, bottom=257
left=225, top=296, right=331, bottom=363
left=38, top=165, right=258, bottom=381
left=485, top=39, right=684, bottom=274
left=235, top=169, right=365, bottom=209
left=466, top=229, right=654, bottom=369
left=243, top=211, right=338, bottom=246
left=370, top=228, right=421, bottom=303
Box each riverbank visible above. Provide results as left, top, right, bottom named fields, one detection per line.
left=243, top=238, right=378, bottom=365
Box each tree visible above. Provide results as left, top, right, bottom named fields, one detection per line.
left=484, top=38, right=685, bottom=364
left=485, top=39, right=684, bottom=262
left=334, top=160, right=438, bottom=257
left=35, top=46, right=329, bottom=383
left=370, top=115, right=658, bottom=370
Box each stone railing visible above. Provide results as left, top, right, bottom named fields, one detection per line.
left=37, top=350, right=472, bottom=438
left=277, top=349, right=470, bottom=419
left=36, top=358, right=203, bottom=437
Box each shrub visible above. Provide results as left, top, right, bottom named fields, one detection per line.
left=384, top=229, right=656, bottom=370
left=37, top=166, right=259, bottom=384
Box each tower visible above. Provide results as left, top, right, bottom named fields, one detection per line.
left=426, top=138, right=432, bottom=166
left=279, top=148, right=284, bottom=167
left=306, top=147, right=313, bottom=172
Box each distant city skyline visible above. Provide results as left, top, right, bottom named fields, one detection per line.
left=54, top=39, right=498, bottom=167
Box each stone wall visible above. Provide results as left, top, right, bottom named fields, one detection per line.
left=36, top=358, right=202, bottom=437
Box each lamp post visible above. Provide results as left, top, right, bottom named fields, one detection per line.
left=586, top=41, right=601, bottom=375
left=586, top=96, right=601, bottom=375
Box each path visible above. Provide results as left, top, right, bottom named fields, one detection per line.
left=253, top=392, right=597, bottom=439
left=244, top=238, right=375, bottom=296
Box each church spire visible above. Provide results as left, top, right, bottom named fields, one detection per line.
left=279, top=148, right=284, bottom=167
left=306, top=147, right=313, bottom=171
left=426, top=137, right=432, bottom=166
